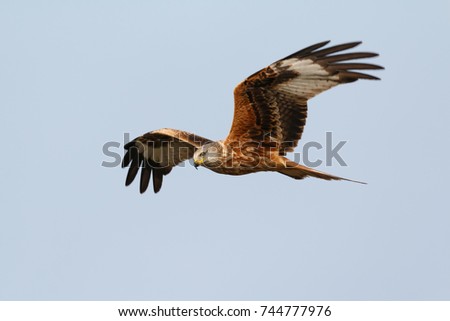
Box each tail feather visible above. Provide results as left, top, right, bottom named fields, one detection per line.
left=278, top=159, right=366, bottom=184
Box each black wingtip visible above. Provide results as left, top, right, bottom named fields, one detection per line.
left=122, top=151, right=131, bottom=168
left=312, top=41, right=364, bottom=58
left=316, top=40, right=331, bottom=47
left=125, top=165, right=139, bottom=186
left=297, top=40, right=330, bottom=53
left=338, top=71, right=381, bottom=83
left=278, top=40, right=331, bottom=62
left=152, top=170, right=163, bottom=194
left=347, top=40, right=363, bottom=47
left=125, top=153, right=142, bottom=186
left=139, top=162, right=152, bottom=194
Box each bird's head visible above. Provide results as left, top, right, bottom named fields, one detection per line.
left=193, top=142, right=224, bottom=169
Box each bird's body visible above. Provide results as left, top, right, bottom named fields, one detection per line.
left=193, top=140, right=282, bottom=175
left=122, top=41, right=382, bottom=193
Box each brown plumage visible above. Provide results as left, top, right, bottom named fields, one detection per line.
left=122, top=41, right=383, bottom=193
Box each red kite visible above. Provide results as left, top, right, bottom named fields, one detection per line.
left=122, top=41, right=382, bottom=193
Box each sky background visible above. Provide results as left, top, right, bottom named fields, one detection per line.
left=1, top=1, right=449, bottom=300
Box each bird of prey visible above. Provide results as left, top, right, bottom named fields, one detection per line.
left=122, top=41, right=382, bottom=193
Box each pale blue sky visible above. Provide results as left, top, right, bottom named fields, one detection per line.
left=1, top=1, right=449, bottom=300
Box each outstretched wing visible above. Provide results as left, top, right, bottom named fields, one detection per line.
left=122, top=128, right=212, bottom=193
left=225, top=41, right=383, bottom=154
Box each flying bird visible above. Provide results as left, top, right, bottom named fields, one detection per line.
left=122, top=41, right=382, bottom=193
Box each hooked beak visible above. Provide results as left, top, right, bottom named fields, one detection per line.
left=194, top=157, right=204, bottom=169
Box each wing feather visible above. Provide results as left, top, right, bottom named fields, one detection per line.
left=152, top=169, right=164, bottom=194
left=140, top=161, right=151, bottom=194
left=226, top=41, right=383, bottom=154
left=277, top=40, right=330, bottom=62
left=122, top=128, right=212, bottom=193
left=321, top=52, right=379, bottom=63
left=125, top=148, right=142, bottom=186
left=306, top=41, right=362, bottom=57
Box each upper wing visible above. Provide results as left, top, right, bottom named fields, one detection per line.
left=225, top=41, right=383, bottom=154
left=122, top=128, right=212, bottom=193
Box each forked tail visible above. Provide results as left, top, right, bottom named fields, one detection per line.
left=278, top=159, right=366, bottom=184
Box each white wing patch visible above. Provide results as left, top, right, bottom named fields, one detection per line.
left=273, top=58, right=340, bottom=99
